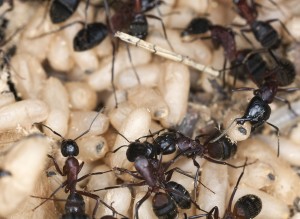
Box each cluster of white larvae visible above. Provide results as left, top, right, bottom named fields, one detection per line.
left=1, top=0, right=300, bottom=218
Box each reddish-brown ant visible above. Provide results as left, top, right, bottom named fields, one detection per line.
left=184, top=159, right=262, bottom=219
left=32, top=111, right=126, bottom=219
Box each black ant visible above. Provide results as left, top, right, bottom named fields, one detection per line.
left=32, top=111, right=126, bottom=219
left=233, top=0, right=295, bottom=50
left=92, top=144, right=208, bottom=219
left=185, top=159, right=262, bottom=219
left=212, top=62, right=300, bottom=157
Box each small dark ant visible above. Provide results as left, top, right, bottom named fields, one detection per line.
left=185, top=159, right=262, bottom=219
left=32, top=110, right=126, bottom=219
left=233, top=0, right=295, bottom=50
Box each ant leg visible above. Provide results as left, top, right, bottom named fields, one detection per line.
left=240, top=29, right=255, bottom=48
left=192, top=158, right=201, bottom=199
left=232, top=87, right=256, bottom=92
left=274, top=95, right=298, bottom=117
left=145, top=14, right=174, bottom=51
left=134, top=188, right=152, bottom=219
left=91, top=181, right=146, bottom=192
left=110, top=40, right=118, bottom=108
left=30, top=20, right=84, bottom=39
left=76, top=190, right=127, bottom=219
left=47, top=154, right=64, bottom=176
left=222, top=58, right=228, bottom=88
left=125, top=43, right=141, bottom=84
left=73, top=108, right=105, bottom=141
left=203, top=155, right=255, bottom=169
left=226, top=158, right=247, bottom=211
left=266, top=122, right=280, bottom=157
left=114, top=167, right=144, bottom=180
left=32, top=180, right=67, bottom=210
left=76, top=169, right=113, bottom=182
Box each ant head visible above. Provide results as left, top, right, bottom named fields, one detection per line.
left=207, top=135, right=237, bottom=160
left=154, top=132, right=177, bottom=155
left=233, top=194, right=262, bottom=218
left=152, top=192, right=178, bottom=219
left=181, top=17, right=211, bottom=37
left=126, top=141, right=154, bottom=162
left=61, top=139, right=79, bottom=157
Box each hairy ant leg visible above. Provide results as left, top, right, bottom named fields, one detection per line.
left=144, top=14, right=174, bottom=51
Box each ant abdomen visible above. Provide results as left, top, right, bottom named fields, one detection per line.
left=233, top=194, right=262, bottom=218
left=126, top=142, right=154, bottom=162
left=128, top=14, right=148, bottom=40
left=154, top=132, right=177, bottom=155
left=252, top=21, right=281, bottom=49
left=165, top=181, right=191, bottom=209
left=207, top=136, right=237, bottom=161
left=50, top=0, right=80, bottom=24
left=181, top=17, right=211, bottom=37
left=62, top=193, right=89, bottom=219
left=152, top=192, right=178, bottom=219
left=73, top=23, right=108, bottom=52
left=274, top=57, right=296, bottom=86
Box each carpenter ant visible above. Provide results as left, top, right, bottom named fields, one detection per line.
left=185, top=159, right=262, bottom=219
left=211, top=59, right=299, bottom=156
left=92, top=149, right=207, bottom=219
left=62, top=193, right=90, bottom=219
left=233, top=0, right=295, bottom=50
left=32, top=111, right=126, bottom=219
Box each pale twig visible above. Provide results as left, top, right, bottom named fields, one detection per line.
left=114, top=31, right=219, bottom=77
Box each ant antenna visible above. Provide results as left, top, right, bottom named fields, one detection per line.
left=33, top=123, right=65, bottom=140
left=30, top=20, right=85, bottom=39
left=73, top=107, right=105, bottom=141
left=227, top=158, right=248, bottom=212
